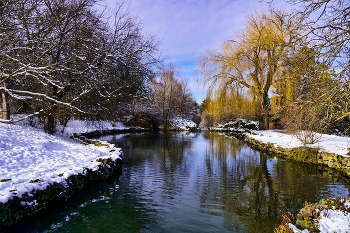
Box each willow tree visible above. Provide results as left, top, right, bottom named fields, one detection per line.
left=200, top=10, right=303, bottom=129
left=200, top=89, right=257, bottom=127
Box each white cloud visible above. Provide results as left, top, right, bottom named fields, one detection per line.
left=128, top=0, right=257, bottom=57
left=105, top=0, right=290, bottom=103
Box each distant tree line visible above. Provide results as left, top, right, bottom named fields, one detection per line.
left=0, top=0, right=198, bottom=133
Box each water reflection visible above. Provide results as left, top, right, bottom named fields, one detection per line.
left=198, top=132, right=350, bottom=232
left=12, top=132, right=350, bottom=233
left=198, top=133, right=279, bottom=232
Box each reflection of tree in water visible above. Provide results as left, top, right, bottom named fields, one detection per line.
left=198, top=133, right=348, bottom=233
left=108, top=132, right=195, bottom=203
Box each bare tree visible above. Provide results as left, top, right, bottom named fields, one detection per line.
left=150, top=63, right=195, bottom=130
left=0, top=0, right=160, bottom=133
left=0, top=0, right=19, bottom=120
left=287, top=0, right=350, bottom=71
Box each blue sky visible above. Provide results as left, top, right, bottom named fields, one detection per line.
left=106, top=0, right=289, bottom=103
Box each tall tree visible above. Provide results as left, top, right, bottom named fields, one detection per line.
left=200, top=10, right=304, bottom=129
left=0, top=0, right=18, bottom=120
left=0, top=0, right=160, bottom=133
left=263, top=0, right=350, bottom=135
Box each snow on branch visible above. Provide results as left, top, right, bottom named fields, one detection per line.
left=0, top=110, right=44, bottom=124
left=0, top=87, right=86, bottom=113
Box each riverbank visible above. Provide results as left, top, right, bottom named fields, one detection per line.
left=286, top=197, right=350, bottom=233
left=0, top=123, right=122, bottom=231
left=0, top=116, right=198, bottom=231
left=243, top=130, right=350, bottom=175
left=239, top=130, right=350, bottom=232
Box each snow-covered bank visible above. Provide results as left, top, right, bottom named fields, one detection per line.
left=247, top=130, right=350, bottom=157
left=0, top=123, right=121, bottom=204
left=169, top=117, right=197, bottom=130
left=286, top=198, right=350, bottom=233
left=238, top=129, right=350, bottom=233
left=60, top=117, right=197, bottom=136
left=60, top=120, right=129, bottom=136
left=0, top=122, right=123, bottom=230
left=242, top=130, right=350, bottom=178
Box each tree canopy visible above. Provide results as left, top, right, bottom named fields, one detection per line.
left=200, top=9, right=304, bottom=129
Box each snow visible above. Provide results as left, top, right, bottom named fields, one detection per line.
left=288, top=205, right=350, bottom=233
left=59, top=120, right=128, bottom=136
left=288, top=223, right=309, bottom=233
left=247, top=130, right=350, bottom=157
left=0, top=123, right=121, bottom=204
left=169, top=117, right=197, bottom=130
left=246, top=129, right=350, bottom=232
left=0, top=116, right=195, bottom=207
left=317, top=208, right=350, bottom=233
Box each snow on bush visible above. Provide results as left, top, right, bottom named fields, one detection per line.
left=169, top=117, right=197, bottom=130
left=221, top=119, right=259, bottom=130
left=61, top=120, right=127, bottom=135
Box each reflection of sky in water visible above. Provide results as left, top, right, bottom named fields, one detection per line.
left=324, top=183, right=349, bottom=198
left=267, top=157, right=278, bottom=175
left=98, top=133, right=127, bottom=141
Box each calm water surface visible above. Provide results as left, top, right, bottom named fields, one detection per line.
left=13, top=132, right=350, bottom=232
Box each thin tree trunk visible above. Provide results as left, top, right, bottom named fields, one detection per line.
left=0, top=84, right=10, bottom=120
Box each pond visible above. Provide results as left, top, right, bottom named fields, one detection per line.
left=13, top=131, right=350, bottom=232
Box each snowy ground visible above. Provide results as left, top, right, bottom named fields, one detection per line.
left=169, top=117, right=197, bottom=130
left=247, top=130, right=350, bottom=157
left=61, top=117, right=197, bottom=135
left=288, top=204, right=350, bottom=233
left=0, top=123, right=121, bottom=204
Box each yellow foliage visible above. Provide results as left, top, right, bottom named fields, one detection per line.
left=202, top=88, right=257, bottom=125
left=200, top=9, right=304, bottom=129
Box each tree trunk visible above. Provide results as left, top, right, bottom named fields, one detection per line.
left=45, top=103, right=57, bottom=134
left=163, top=110, right=169, bottom=131
left=259, top=113, right=269, bottom=130
left=0, top=84, right=10, bottom=120
left=45, top=86, right=59, bottom=134
left=259, top=96, right=269, bottom=130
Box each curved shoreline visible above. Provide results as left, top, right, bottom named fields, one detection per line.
left=222, top=130, right=350, bottom=232
left=0, top=134, right=122, bottom=232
